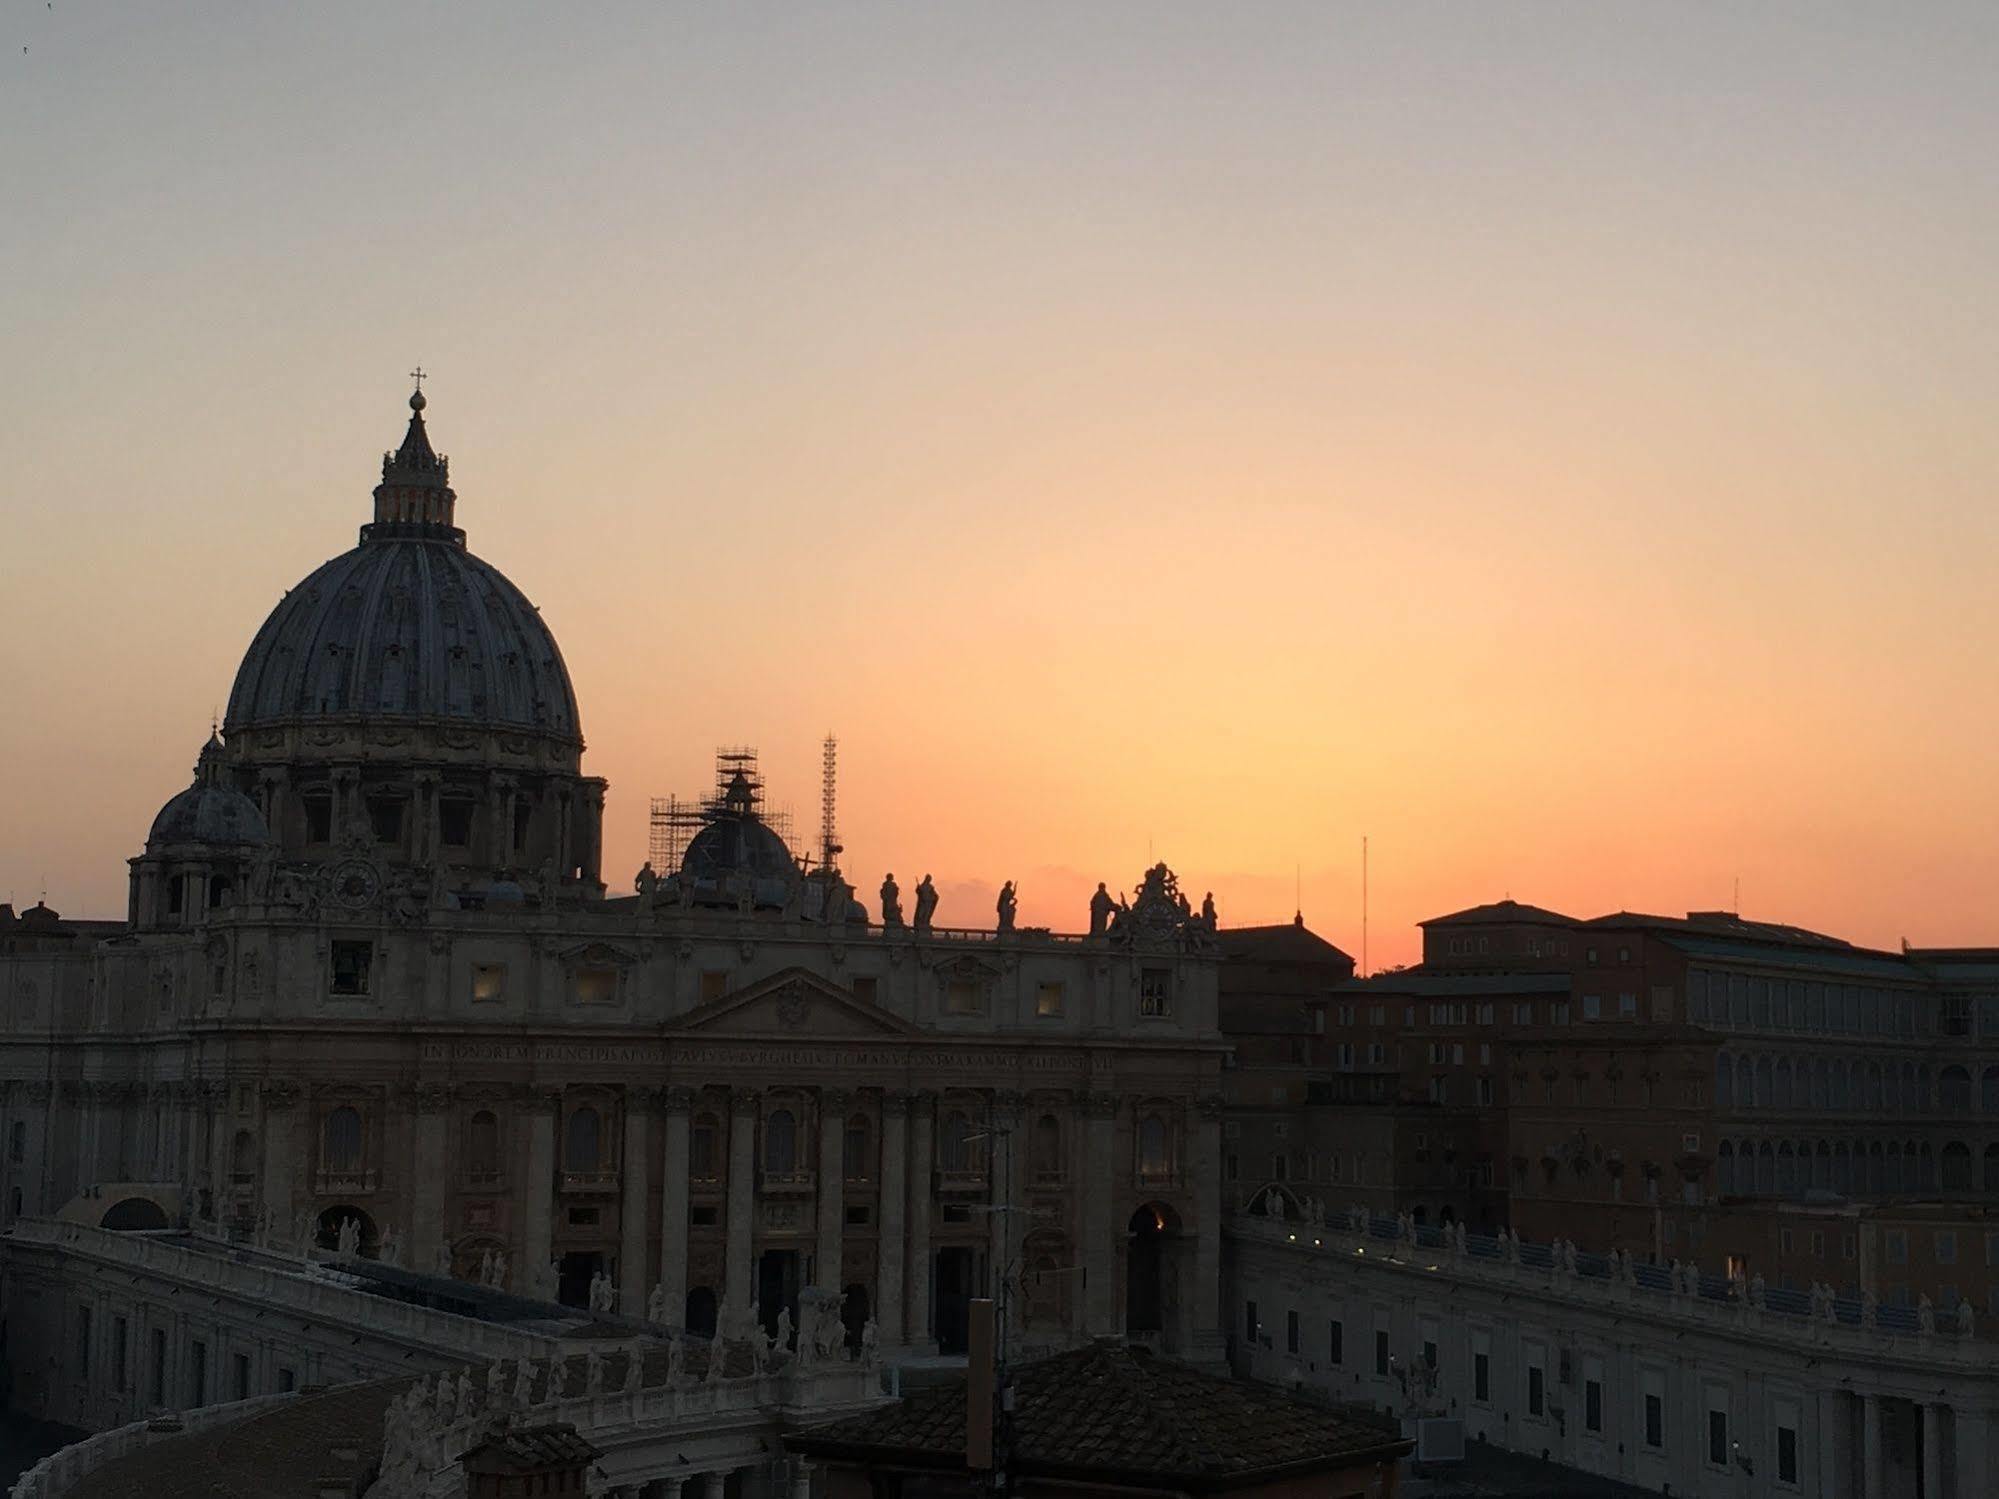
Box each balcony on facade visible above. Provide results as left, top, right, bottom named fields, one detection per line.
left=759, top=1169, right=816, bottom=1195
left=314, top=1168, right=379, bottom=1195
left=559, top=1169, right=619, bottom=1195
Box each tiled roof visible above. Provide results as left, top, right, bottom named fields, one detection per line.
left=789, top=1344, right=1408, bottom=1486
left=1219, top=919, right=1356, bottom=968
left=1421, top=899, right=1579, bottom=928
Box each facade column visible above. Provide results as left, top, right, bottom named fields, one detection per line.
left=788, top=1460, right=812, bottom=1499
left=1923, top=1403, right=1944, bottom=1499
left=1862, top=1393, right=1884, bottom=1499
left=1817, top=1389, right=1844, bottom=1499
left=258, top=1082, right=299, bottom=1238
left=620, top=1094, right=652, bottom=1311
left=877, top=1092, right=908, bottom=1348
left=1189, top=1094, right=1224, bottom=1360
left=658, top=1087, right=692, bottom=1325
left=726, top=1090, right=759, bottom=1310
left=522, top=1089, right=559, bottom=1287
left=410, top=1085, right=451, bottom=1269
left=988, top=1092, right=1024, bottom=1332
left=204, top=1082, right=231, bottom=1222
left=906, top=1093, right=935, bottom=1351
left=816, top=1090, right=847, bottom=1292
left=1958, top=1409, right=1990, bottom=1499
left=701, top=1471, right=728, bottom=1499
left=1082, top=1092, right=1118, bottom=1334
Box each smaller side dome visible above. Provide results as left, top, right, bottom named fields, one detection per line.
left=147, top=734, right=272, bottom=850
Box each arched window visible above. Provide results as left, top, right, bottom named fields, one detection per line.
left=1833, top=1142, right=1852, bottom=1196
left=467, top=1110, right=500, bottom=1182
left=1812, top=1140, right=1830, bottom=1192
left=1809, top=1059, right=1826, bottom=1111
left=1776, top=1142, right=1797, bottom=1196
left=1941, top=1141, right=1972, bottom=1192
left=1917, top=1141, right=1934, bottom=1192
left=690, top=1114, right=719, bottom=1180
left=1865, top=1062, right=1883, bottom=1111
left=1137, top=1114, right=1171, bottom=1181
left=1032, top=1114, right=1063, bottom=1181
left=1755, top=1140, right=1775, bottom=1195
left=1774, top=1058, right=1793, bottom=1111
left=1984, top=1067, right=1999, bottom=1114
left=1985, top=1144, right=1999, bottom=1194
left=1736, top=1056, right=1754, bottom=1108
left=565, top=1106, right=602, bottom=1174
left=843, top=1114, right=871, bottom=1181
left=1715, top=1055, right=1734, bottom=1110
left=1940, top=1066, right=1972, bottom=1115
left=1885, top=1141, right=1904, bottom=1194
left=764, top=1109, right=798, bottom=1176
left=323, top=1107, right=363, bottom=1172
left=1755, top=1056, right=1773, bottom=1108
left=1717, top=1140, right=1735, bottom=1194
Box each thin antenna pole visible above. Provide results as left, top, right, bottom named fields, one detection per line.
left=1361, top=836, right=1369, bottom=978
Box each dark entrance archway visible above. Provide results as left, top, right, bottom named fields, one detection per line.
left=841, top=1284, right=869, bottom=1353
left=559, top=1250, right=604, bottom=1309
left=685, top=1285, right=718, bottom=1338
left=935, top=1247, right=978, bottom=1354
left=316, top=1205, right=378, bottom=1256
left=758, top=1250, right=800, bottom=1343
left=1127, top=1202, right=1180, bottom=1335
left=100, top=1197, right=169, bottom=1231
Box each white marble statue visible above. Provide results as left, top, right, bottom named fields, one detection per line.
left=647, top=1281, right=668, bottom=1324
left=336, top=1214, right=361, bottom=1258
left=860, top=1315, right=880, bottom=1368
left=584, top=1346, right=605, bottom=1394
left=623, top=1341, right=644, bottom=1393
left=379, top=1224, right=401, bottom=1266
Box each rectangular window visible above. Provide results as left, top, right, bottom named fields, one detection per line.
left=438, top=798, right=473, bottom=846
left=1328, top=1319, right=1344, bottom=1366
left=1474, top=1351, right=1490, bottom=1403
left=1552, top=1002, right=1571, bottom=1025
left=851, top=975, right=878, bottom=1004
left=945, top=979, right=986, bottom=1015
left=1286, top=1310, right=1300, bottom=1354
left=76, top=1305, right=91, bottom=1380
left=1708, top=1408, right=1728, bottom=1467
left=1139, top=968, right=1172, bottom=1017
left=1582, top=994, right=1602, bottom=1020
left=1887, top=1231, right=1908, bottom=1265
left=1585, top=1377, right=1603, bottom=1433
left=568, top=965, right=618, bottom=1005
left=1244, top=1300, right=1258, bottom=1342
left=7, top=1121, right=22, bottom=1164
left=1514, top=1002, right=1534, bottom=1025
left=329, top=940, right=372, bottom=996
left=1375, top=1328, right=1390, bottom=1376
left=1034, top=981, right=1064, bottom=1017
left=470, top=962, right=506, bottom=1003
left=699, top=969, right=729, bottom=1003
left=190, top=1339, right=207, bottom=1407
left=367, top=796, right=404, bottom=844
left=277, top=1367, right=295, bottom=1393
left=844, top=1204, right=870, bottom=1227
left=1527, top=1364, right=1545, bottom=1418
left=1645, top=1393, right=1664, bottom=1449
left=1619, top=992, right=1638, bottom=1019
left=151, top=1328, right=167, bottom=1406
left=233, top=1352, right=251, bottom=1401
left=302, top=791, right=332, bottom=844
left=1778, top=1423, right=1799, bottom=1485
left=1937, top=1231, right=1958, bottom=1265
left=112, top=1315, right=128, bottom=1392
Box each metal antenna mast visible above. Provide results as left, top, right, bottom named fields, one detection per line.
left=820, top=733, right=841, bottom=875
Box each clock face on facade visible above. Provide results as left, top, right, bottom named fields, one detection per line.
left=326, top=859, right=381, bottom=909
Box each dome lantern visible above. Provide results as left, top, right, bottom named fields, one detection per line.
left=365, top=374, right=462, bottom=545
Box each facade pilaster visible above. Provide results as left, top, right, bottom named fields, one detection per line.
left=1922, top=1403, right=1944, bottom=1499
left=726, top=1090, right=759, bottom=1309
left=620, top=1092, right=652, bottom=1310
left=258, top=1081, right=300, bottom=1234
left=410, top=1084, right=452, bottom=1270
left=877, top=1091, right=909, bottom=1347
left=658, top=1086, right=693, bottom=1324
left=906, top=1092, right=935, bottom=1351
left=815, top=1089, right=847, bottom=1291
left=1082, top=1091, right=1118, bottom=1334
left=522, top=1088, right=560, bottom=1286
left=1190, top=1093, right=1224, bottom=1359
left=1958, top=1409, right=1990, bottom=1499
left=1862, top=1392, right=1883, bottom=1499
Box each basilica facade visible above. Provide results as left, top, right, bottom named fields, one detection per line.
left=0, top=387, right=1226, bottom=1367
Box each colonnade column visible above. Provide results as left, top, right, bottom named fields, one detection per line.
left=701, top=1472, right=728, bottom=1499
left=726, top=1090, right=759, bottom=1309
left=259, top=1082, right=298, bottom=1237
left=1922, top=1403, right=1944, bottom=1499
left=816, top=1090, right=847, bottom=1291
left=1082, top=1091, right=1118, bottom=1334
left=658, top=1087, right=692, bottom=1325
left=1862, top=1393, right=1883, bottom=1499
left=906, top=1093, right=935, bottom=1351
left=1190, top=1094, right=1223, bottom=1358
left=522, top=1089, right=558, bottom=1287
left=620, top=1093, right=652, bottom=1311
left=1817, top=1389, right=1845, bottom=1499
left=1958, top=1408, right=1991, bottom=1499
left=204, top=1082, right=231, bottom=1221
left=877, top=1093, right=908, bottom=1347
left=409, top=1084, right=451, bottom=1268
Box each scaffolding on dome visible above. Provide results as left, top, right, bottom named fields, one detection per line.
left=648, top=747, right=795, bottom=876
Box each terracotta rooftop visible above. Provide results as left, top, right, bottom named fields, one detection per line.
left=1218, top=918, right=1356, bottom=969
left=788, top=1343, right=1409, bottom=1488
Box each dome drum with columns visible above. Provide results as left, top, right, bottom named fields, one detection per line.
left=218, top=389, right=604, bottom=895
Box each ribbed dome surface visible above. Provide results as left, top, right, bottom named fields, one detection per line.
left=681, top=817, right=799, bottom=883
left=224, top=538, right=580, bottom=739
left=148, top=781, right=270, bottom=849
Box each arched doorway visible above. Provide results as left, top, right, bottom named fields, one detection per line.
left=685, top=1285, right=718, bottom=1338
left=316, top=1205, right=378, bottom=1256
left=559, top=1250, right=604, bottom=1309
left=1127, top=1202, right=1181, bottom=1336
left=100, top=1197, right=169, bottom=1231
left=841, top=1284, right=869, bottom=1354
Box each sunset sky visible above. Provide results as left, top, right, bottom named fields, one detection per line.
left=4, top=5, right=1998, bottom=969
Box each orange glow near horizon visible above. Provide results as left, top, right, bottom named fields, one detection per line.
left=5, top=7, right=1999, bottom=969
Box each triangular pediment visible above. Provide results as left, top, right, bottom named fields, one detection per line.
left=666, top=966, right=920, bottom=1036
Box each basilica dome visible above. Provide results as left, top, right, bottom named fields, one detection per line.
left=147, top=734, right=271, bottom=850
left=222, top=390, right=580, bottom=744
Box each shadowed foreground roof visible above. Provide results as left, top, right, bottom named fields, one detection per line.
left=788, top=1344, right=1410, bottom=1488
